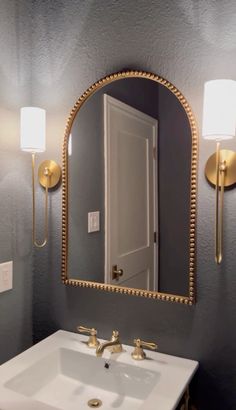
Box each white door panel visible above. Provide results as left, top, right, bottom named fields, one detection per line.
left=104, top=94, right=158, bottom=291
left=119, top=269, right=150, bottom=289
left=117, top=131, right=149, bottom=254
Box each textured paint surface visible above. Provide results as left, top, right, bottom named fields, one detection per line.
left=0, top=1, right=236, bottom=409
left=0, top=150, right=33, bottom=363
left=0, top=0, right=34, bottom=364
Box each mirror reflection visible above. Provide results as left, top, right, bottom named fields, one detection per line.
left=65, top=74, right=196, bottom=299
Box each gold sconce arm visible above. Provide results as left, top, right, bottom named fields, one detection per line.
left=215, top=142, right=224, bottom=264
left=205, top=147, right=236, bottom=264
left=31, top=153, right=61, bottom=248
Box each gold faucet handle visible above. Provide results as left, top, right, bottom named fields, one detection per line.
left=134, top=339, right=158, bottom=350
left=111, top=330, right=119, bottom=340
left=132, top=338, right=158, bottom=360
left=77, top=326, right=97, bottom=336
left=77, top=326, right=100, bottom=348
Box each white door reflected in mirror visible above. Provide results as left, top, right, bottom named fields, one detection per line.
left=104, top=95, right=158, bottom=290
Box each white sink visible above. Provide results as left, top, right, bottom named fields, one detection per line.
left=0, top=330, right=198, bottom=410
left=4, top=347, right=159, bottom=409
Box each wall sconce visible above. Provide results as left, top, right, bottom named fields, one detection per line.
left=20, top=107, right=61, bottom=248
left=202, top=80, right=236, bottom=264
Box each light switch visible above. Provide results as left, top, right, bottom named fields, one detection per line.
left=88, top=211, right=100, bottom=233
left=0, top=261, right=13, bottom=293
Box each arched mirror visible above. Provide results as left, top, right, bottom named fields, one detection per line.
left=62, top=71, right=198, bottom=305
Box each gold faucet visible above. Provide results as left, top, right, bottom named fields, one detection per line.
left=77, top=325, right=100, bottom=348
left=96, top=330, right=123, bottom=357
left=131, top=338, right=158, bottom=360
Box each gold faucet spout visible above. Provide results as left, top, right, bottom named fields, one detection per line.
left=96, top=330, right=122, bottom=357
left=96, top=340, right=119, bottom=356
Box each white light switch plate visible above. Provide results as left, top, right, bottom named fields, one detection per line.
left=0, top=261, right=13, bottom=293
left=88, top=211, right=100, bottom=233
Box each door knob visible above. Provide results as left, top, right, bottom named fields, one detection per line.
left=112, top=265, right=123, bottom=280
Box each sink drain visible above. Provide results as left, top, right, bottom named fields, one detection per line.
left=88, top=398, right=102, bottom=408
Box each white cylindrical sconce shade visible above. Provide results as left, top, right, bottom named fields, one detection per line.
left=20, top=107, right=46, bottom=152
left=202, top=79, right=236, bottom=140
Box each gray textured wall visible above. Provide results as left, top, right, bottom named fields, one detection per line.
left=1, top=1, right=236, bottom=409
left=0, top=151, right=33, bottom=364
left=0, top=1, right=34, bottom=364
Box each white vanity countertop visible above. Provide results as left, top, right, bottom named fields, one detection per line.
left=0, top=330, right=198, bottom=410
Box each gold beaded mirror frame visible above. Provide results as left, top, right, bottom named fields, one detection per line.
left=61, top=70, right=198, bottom=305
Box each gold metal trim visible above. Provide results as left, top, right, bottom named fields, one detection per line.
left=32, top=156, right=61, bottom=248
left=205, top=148, right=236, bottom=264
left=112, top=265, right=123, bottom=280
left=96, top=330, right=123, bottom=356
left=205, top=149, right=236, bottom=187
left=77, top=325, right=100, bottom=348
left=61, top=70, right=198, bottom=305
left=88, top=398, right=102, bottom=408
left=131, top=338, right=158, bottom=360
left=32, top=153, right=49, bottom=248
left=38, top=160, right=61, bottom=189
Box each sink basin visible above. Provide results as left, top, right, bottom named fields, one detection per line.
left=5, top=347, right=159, bottom=409
left=0, top=330, right=198, bottom=410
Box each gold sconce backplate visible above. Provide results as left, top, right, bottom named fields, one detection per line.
left=205, top=149, right=236, bottom=187
left=38, top=160, right=61, bottom=188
